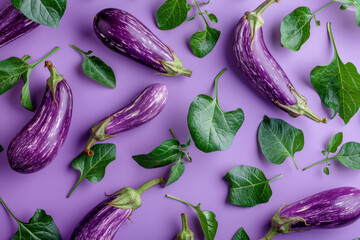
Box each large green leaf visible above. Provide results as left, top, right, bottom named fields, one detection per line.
left=258, top=116, right=304, bottom=169
left=0, top=57, right=29, bottom=95
left=233, top=227, right=250, bottom=240
left=335, top=142, right=360, bottom=169
left=156, top=0, right=188, bottom=30
left=190, top=25, right=220, bottom=58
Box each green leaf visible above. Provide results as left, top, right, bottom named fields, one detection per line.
left=20, top=69, right=34, bottom=111
left=0, top=145, right=3, bottom=152
left=336, top=0, right=360, bottom=26
left=340, top=3, right=349, bottom=10
left=280, top=7, right=314, bottom=51
left=68, top=144, right=116, bottom=197
left=327, top=132, right=343, bottom=153
left=258, top=115, right=304, bottom=169
left=321, top=150, right=327, bottom=156
left=187, top=69, right=244, bottom=152
left=190, top=25, right=220, bottom=58
left=70, top=45, right=116, bottom=89
left=224, top=165, right=282, bottom=207
left=323, top=166, right=330, bottom=175
left=156, top=0, right=188, bottom=30
left=11, top=0, right=67, bottom=28
left=233, top=227, right=250, bottom=240
left=207, top=13, right=218, bottom=23
left=132, top=139, right=181, bottom=168
left=335, top=142, right=360, bottom=169
left=0, top=57, right=29, bottom=95
left=165, top=159, right=185, bottom=186
left=186, top=4, right=193, bottom=11
left=311, top=23, right=360, bottom=124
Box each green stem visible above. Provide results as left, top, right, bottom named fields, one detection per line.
left=314, top=1, right=335, bottom=16
left=165, top=194, right=195, bottom=208
left=302, top=157, right=335, bottom=171
left=30, top=47, right=59, bottom=69
left=194, top=0, right=208, bottom=26
left=69, top=44, right=87, bottom=55
left=259, top=227, right=279, bottom=240
left=67, top=179, right=83, bottom=198
left=291, top=156, right=299, bottom=170
left=252, top=0, right=280, bottom=16
left=21, top=55, right=31, bottom=62
left=327, top=22, right=339, bottom=57
left=136, top=178, right=164, bottom=195
left=170, top=128, right=179, bottom=141
left=0, top=197, right=20, bottom=223
left=181, top=213, right=190, bottom=231
left=214, top=68, right=227, bottom=104
left=269, top=174, right=283, bottom=182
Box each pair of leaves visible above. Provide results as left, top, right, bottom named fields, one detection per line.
left=311, top=23, right=360, bottom=124
left=12, top=0, right=67, bottom=28
left=0, top=197, right=60, bottom=240
left=70, top=45, right=116, bottom=89
left=67, top=144, right=116, bottom=197
left=156, top=0, right=220, bottom=58
left=166, top=195, right=218, bottom=240
left=233, top=227, right=250, bottom=240
left=258, top=116, right=304, bottom=169
left=224, top=165, right=282, bottom=207
left=187, top=68, right=244, bottom=153
left=132, top=130, right=192, bottom=187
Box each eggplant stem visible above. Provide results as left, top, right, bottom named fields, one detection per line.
left=259, top=227, right=279, bottom=240
left=181, top=213, right=190, bottom=231
left=84, top=137, right=97, bottom=156
left=0, top=197, right=20, bottom=223
left=136, top=178, right=164, bottom=195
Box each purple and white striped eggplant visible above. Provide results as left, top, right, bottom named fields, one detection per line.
left=233, top=0, right=326, bottom=123
left=93, top=8, right=192, bottom=77
left=71, top=178, right=164, bottom=240
left=84, top=83, right=168, bottom=156
left=261, top=187, right=360, bottom=239
left=7, top=61, right=73, bottom=173
left=0, top=2, right=39, bottom=48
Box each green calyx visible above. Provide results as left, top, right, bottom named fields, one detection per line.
left=106, top=178, right=164, bottom=212
left=156, top=46, right=192, bottom=77
left=175, top=213, right=194, bottom=240
left=84, top=117, right=117, bottom=156
left=245, top=0, right=280, bottom=48
left=45, top=61, right=64, bottom=107
left=260, top=204, right=310, bottom=240
left=275, top=84, right=327, bottom=123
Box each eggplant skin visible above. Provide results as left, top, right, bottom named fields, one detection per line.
left=0, top=2, right=39, bottom=48
left=7, top=80, right=73, bottom=173
left=280, top=187, right=360, bottom=229
left=71, top=195, right=132, bottom=240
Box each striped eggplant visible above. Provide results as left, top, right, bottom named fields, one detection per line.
left=0, top=2, right=39, bottom=48
left=233, top=0, right=326, bottom=123
left=7, top=61, right=73, bottom=173
left=261, top=187, right=360, bottom=239
left=71, top=178, right=164, bottom=240
left=93, top=8, right=192, bottom=77
left=84, top=83, right=168, bottom=156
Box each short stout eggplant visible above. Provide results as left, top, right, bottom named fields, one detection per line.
left=84, top=83, right=168, bottom=156
left=70, top=178, right=164, bottom=240
left=94, top=8, right=192, bottom=77
left=0, top=2, right=39, bottom=48
left=7, top=61, right=73, bottom=173
left=261, top=187, right=360, bottom=239
left=233, top=0, right=326, bottom=123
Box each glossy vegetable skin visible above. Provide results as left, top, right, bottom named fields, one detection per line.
left=0, top=2, right=39, bottom=48
left=7, top=61, right=73, bottom=173
left=84, top=83, right=168, bottom=155
left=71, top=178, right=164, bottom=240
left=232, top=0, right=326, bottom=123
left=261, top=187, right=360, bottom=239
left=94, top=8, right=192, bottom=77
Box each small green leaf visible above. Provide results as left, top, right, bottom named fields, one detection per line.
left=280, top=7, right=314, bottom=51
left=186, top=16, right=196, bottom=21
left=0, top=145, right=3, bottom=152
left=340, top=3, right=349, bottom=10
left=199, top=0, right=210, bottom=5
left=323, top=166, right=330, bottom=175
left=190, top=25, right=220, bottom=58
left=165, top=159, right=185, bottom=186
left=335, top=0, right=360, bottom=26
left=207, top=13, right=218, bottom=23
left=132, top=139, right=181, bottom=168
left=68, top=144, right=116, bottom=197
left=224, top=165, right=282, bottom=207
left=258, top=115, right=304, bottom=169
left=11, top=0, right=67, bottom=28
left=20, top=69, right=34, bottom=111
left=0, top=57, right=29, bottom=95
left=335, top=142, right=360, bottom=169
left=156, top=0, right=188, bottom=30
left=233, top=227, right=250, bottom=240
left=327, top=132, right=343, bottom=153
left=186, top=3, right=193, bottom=11
left=321, top=150, right=327, bottom=156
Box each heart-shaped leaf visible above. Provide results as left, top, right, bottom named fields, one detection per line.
left=190, top=25, right=220, bottom=58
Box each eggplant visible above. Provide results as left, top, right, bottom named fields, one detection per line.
left=0, top=2, right=39, bottom=48
left=261, top=187, right=360, bottom=239
left=93, top=8, right=192, bottom=77
left=71, top=178, right=164, bottom=240
left=7, top=61, right=73, bottom=173
left=232, top=0, right=326, bottom=123
left=84, top=83, right=168, bottom=156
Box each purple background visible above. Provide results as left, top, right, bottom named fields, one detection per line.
left=1, top=0, right=360, bottom=239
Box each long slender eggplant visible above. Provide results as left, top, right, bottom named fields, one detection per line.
left=71, top=178, right=164, bottom=240
left=233, top=0, right=326, bottom=123
left=0, top=2, right=39, bottom=48
left=84, top=83, right=168, bottom=156
left=93, top=8, right=192, bottom=77
left=7, top=61, right=73, bottom=173
left=261, top=187, right=360, bottom=239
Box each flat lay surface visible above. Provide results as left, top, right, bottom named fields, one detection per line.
left=1, top=0, right=360, bottom=239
